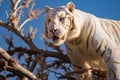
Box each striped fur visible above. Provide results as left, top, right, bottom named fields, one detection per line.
left=44, top=2, right=120, bottom=80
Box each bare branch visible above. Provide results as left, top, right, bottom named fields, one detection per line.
left=19, top=8, right=41, bottom=29
left=0, top=21, right=39, bottom=50
left=28, top=26, right=38, bottom=39
left=29, top=59, right=37, bottom=72
left=19, top=2, right=41, bottom=29
left=7, top=47, right=70, bottom=63
left=0, top=47, right=37, bottom=80
left=22, top=0, right=31, bottom=8
left=10, top=0, right=21, bottom=11
left=19, top=18, right=31, bottom=29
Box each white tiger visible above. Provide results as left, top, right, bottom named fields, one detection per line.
left=44, top=2, right=120, bottom=80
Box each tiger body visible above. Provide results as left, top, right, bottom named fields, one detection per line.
left=65, top=11, right=120, bottom=79
left=44, top=2, right=120, bottom=80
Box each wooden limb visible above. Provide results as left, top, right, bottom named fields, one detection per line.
left=7, top=47, right=70, bottom=63
left=0, top=21, right=39, bottom=50
left=0, top=47, right=37, bottom=80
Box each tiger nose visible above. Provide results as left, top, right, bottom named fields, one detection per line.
left=50, top=28, right=57, bottom=33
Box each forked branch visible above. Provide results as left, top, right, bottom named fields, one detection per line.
left=0, top=47, right=37, bottom=80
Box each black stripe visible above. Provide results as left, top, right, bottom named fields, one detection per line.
left=115, top=39, right=119, bottom=45
left=91, top=24, right=96, bottom=47
left=100, top=44, right=107, bottom=57
left=72, top=38, right=82, bottom=45
left=96, top=40, right=103, bottom=53
left=111, top=68, right=116, bottom=78
left=65, top=45, right=72, bottom=53
left=86, top=26, right=93, bottom=49
left=100, top=50, right=106, bottom=57
left=116, top=23, right=120, bottom=32
left=67, top=47, right=72, bottom=52
left=101, top=21, right=113, bottom=40
left=112, top=24, right=120, bottom=44
left=104, top=30, right=112, bottom=40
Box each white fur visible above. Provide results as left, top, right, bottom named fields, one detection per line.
left=44, top=2, right=120, bottom=80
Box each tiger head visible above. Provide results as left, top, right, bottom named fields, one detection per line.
left=44, top=2, right=81, bottom=45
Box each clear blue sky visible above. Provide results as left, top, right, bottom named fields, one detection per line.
left=0, top=0, right=120, bottom=80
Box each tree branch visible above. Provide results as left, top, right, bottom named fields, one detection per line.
left=0, top=21, right=39, bottom=50
left=7, top=47, right=70, bottom=63
left=0, top=47, right=37, bottom=80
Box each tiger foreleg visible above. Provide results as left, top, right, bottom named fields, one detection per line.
left=73, top=62, right=92, bottom=80
left=101, top=46, right=120, bottom=80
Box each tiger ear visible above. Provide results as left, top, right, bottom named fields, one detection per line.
left=45, top=6, right=52, bottom=13
left=66, top=2, right=75, bottom=13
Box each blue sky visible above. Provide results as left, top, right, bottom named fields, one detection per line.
left=0, top=0, right=120, bottom=47
left=36, top=0, right=120, bottom=20
left=0, top=0, right=120, bottom=80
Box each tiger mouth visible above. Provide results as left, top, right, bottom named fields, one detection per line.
left=53, top=35, right=65, bottom=41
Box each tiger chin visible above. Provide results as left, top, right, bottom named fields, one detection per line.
left=44, top=2, right=120, bottom=80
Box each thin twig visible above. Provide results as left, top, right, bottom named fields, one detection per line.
left=19, top=18, right=30, bottom=29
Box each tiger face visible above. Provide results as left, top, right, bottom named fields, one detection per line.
left=44, top=2, right=79, bottom=45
